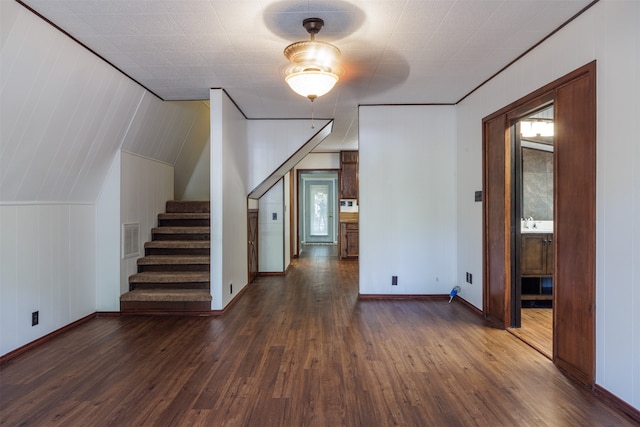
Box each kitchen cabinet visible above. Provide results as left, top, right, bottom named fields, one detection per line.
left=521, top=233, right=553, bottom=300
left=340, top=151, right=358, bottom=199
left=340, top=222, right=359, bottom=259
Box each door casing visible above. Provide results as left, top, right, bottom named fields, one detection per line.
left=482, top=61, right=596, bottom=386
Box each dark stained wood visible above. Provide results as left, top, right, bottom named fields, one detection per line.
left=483, top=62, right=597, bottom=388
left=339, top=221, right=359, bottom=259
left=339, top=150, right=359, bottom=199
left=247, top=209, right=259, bottom=283
left=553, top=64, right=596, bottom=386
left=483, top=113, right=511, bottom=328
left=1, top=246, right=635, bottom=426
left=521, top=233, right=553, bottom=276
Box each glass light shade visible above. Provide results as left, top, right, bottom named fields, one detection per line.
left=285, top=70, right=339, bottom=99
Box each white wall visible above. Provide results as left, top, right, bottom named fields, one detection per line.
left=174, top=102, right=211, bottom=200
left=259, top=180, right=284, bottom=273
left=210, top=89, right=249, bottom=309
left=359, top=105, right=457, bottom=295
left=120, top=152, right=174, bottom=295
left=96, top=152, right=121, bottom=312
left=455, top=0, right=640, bottom=410
left=247, top=119, right=330, bottom=192
left=1, top=1, right=209, bottom=355
left=0, top=203, right=96, bottom=356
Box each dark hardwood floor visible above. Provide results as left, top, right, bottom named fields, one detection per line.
left=1, top=246, right=636, bottom=426
left=508, top=308, right=553, bottom=359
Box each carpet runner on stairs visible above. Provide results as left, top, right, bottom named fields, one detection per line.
left=120, top=201, right=212, bottom=313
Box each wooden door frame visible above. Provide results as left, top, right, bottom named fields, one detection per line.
left=482, top=61, right=596, bottom=386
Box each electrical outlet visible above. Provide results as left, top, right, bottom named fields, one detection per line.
left=468, top=273, right=473, bottom=284
left=32, top=311, right=39, bottom=326
left=272, top=212, right=277, bottom=220
left=392, top=276, right=398, bottom=286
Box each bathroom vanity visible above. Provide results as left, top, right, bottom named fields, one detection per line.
left=521, top=221, right=553, bottom=301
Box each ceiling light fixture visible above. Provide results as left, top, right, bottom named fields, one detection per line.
left=284, top=18, right=342, bottom=102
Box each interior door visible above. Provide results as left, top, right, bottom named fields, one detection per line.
left=303, top=179, right=336, bottom=244
left=553, top=68, right=596, bottom=386
left=483, top=113, right=511, bottom=328
left=483, top=61, right=596, bottom=387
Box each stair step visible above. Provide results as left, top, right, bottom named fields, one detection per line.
left=137, top=255, right=210, bottom=272
left=151, top=226, right=210, bottom=241
left=121, top=288, right=212, bottom=302
left=130, top=271, right=210, bottom=284
left=137, top=255, right=210, bottom=265
left=120, top=289, right=212, bottom=312
left=145, top=241, right=210, bottom=249
left=158, top=212, right=210, bottom=227
left=144, top=240, right=210, bottom=256
left=151, top=226, right=210, bottom=234
left=166, top=200, right=210, bottom=213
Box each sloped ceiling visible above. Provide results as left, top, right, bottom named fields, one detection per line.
left=17, top=0, right=596, bottom=151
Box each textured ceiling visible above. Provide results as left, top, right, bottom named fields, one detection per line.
left=18, top=0, right=595, bottom=151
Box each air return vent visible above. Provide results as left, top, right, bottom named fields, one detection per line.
left=122, top=223, right=140, bottom=259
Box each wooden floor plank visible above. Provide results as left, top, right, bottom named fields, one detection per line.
left=0, top=245, right=636, bottom=426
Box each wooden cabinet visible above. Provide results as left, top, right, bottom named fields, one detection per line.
left=340, top=222, right=359, bottom=259
left=521, top=233, right=553, bottom=275
left=340, top=151, right=358, bottom=199
left=521, top=233, right=553, bottom=300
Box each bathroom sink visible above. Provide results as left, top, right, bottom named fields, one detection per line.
left=522, top=220, right=553, bottom=233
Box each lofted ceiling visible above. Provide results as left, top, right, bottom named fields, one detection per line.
left=18, top=0, right=595, bottom=151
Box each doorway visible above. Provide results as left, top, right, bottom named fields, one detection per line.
left=299, top=171, right=338, bottom=245
left=483, top=61, right=596, bottom=386
left=509, top=103, right=555, bottom=358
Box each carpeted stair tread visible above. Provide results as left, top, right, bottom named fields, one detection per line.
left=166, top=201, right=210, bottom=213
left=158, top=213, right=210, bottom=221
left=129, top=271, right=210, bottom=283
left=137, top=255, right=210, bottom=265
left=145, top=240, right=210, bottom=249
left=120, top=289, right=212, bottom=302
left=151, top=226, right=210, bottom=234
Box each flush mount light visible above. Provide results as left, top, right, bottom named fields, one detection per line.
left=284, top=18, right=342, bottom=102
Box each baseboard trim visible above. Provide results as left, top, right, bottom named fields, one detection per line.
left=0, top=313, right=97, bottom=364
left=453, top=296, right=483, bottom=316
left=259, top=271, right=286, bottom=276
left=119, top=310, right=216, bottom=316
left=594, top=384, right=640, bottom=424
left=358, top=293, right=449, bottom=301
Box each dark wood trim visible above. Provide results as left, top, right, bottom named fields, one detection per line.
left=358, top=294, right=449, bottom=301
left=15, top=1, right=163, bottom=101
left=594, top=384, right=640, bottom=424
left=0, top=313, right=96, bottom=364
left=120, top=309, right=216, bottom=317
left=483, top=63, right=595, bottom=122
left=483, top=61, right=597, bottom=388
left=454, top=296, right=484, bottom=317
left=248, top=121, right=333, bottom=199
left=457, top=0, right=600, bottom=104
left=259, top=272, right=286, bottom=276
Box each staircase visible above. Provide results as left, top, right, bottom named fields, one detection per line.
left=120, top=201, right=212, bottom=314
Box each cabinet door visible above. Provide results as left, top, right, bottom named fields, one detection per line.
left=340, top=223, right=359, bottom=259
left=545, top=234, right=553, bottom=274
left=340, top=162, right=358, bottom=199
left=340, top=151, right=358, bottom=199
left=521, top=234, right=547, bottom=275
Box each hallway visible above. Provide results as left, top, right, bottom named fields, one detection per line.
left=0, top=246, right=635, bottom=426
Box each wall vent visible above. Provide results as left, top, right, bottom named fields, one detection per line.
left=122, top=223, right=140, bottom=259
